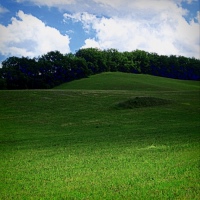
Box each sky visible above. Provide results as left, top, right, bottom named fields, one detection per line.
left=0, top=0, right=199, bottom=66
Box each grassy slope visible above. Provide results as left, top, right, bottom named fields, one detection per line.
left=55, top=72, right=200, bottom=91
left=0, top=72, right=200, bottom=199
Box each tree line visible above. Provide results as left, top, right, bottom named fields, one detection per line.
left=0, top=48, right=199, bottom=89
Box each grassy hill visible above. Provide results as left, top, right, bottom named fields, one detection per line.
left=0, top=72, right=200, bottom=199
left=55, top=72, right=200, bottom=91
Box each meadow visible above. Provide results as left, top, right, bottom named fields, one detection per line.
left=0, top=72, right=200, bottom=199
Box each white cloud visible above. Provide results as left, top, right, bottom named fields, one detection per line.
left=185, top=0, right=196, bottom=4
left=196, top=11, right=200, bottom=23
left=0, top=5, right=9, bottom=14
left=14, top=0, right=199, bottom=58
left=0, top=10, right=70, bottom=58
left=16, top=0, right=75, bottom=7
left=64, top=12, right=97, bottom=32
left=81, top=38, right=100, bottom=49
left=14, top=0, right=198, bottom=17
left=16, top=0, right=110, bottom=14
left=64, top=7, right=199, bottom=58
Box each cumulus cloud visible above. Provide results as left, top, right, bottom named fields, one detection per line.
left=63, top=1, right=199, bottom=58
left=0, top=10, right=70, bottom=58
left=81, top=38, right=100, bottom=49
left=14, top=0, right=200, bottom=58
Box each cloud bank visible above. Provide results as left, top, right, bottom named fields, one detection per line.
left=21, top=0, right=198, bottom=58
left=14, top=0, right=197, bottom=16
left=0, top=10, right=70, bottom=58
left=64, top=7, right=199, bottom=58
left=1, top=0, right=199, bottom=59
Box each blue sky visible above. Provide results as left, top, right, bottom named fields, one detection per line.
left=0, top=0, right=199, bottom=65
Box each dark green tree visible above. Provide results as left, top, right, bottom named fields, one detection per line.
left=76, top=48, right=108, bottom=74
left=132, top=50, right=150, bottom=74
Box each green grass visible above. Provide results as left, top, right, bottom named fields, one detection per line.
left=55, top=72, right=200, bottom=91
left=115, top=96, right=172, bottom=109
left=0, top=72, right=200, bottom=199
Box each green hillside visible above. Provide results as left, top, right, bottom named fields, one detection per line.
left=54, top=72, right=200, bottom=91
left=0, top=72, right=200, bottom=199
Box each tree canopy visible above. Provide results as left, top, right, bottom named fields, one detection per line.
left=0, top=48, right=199, bottom=89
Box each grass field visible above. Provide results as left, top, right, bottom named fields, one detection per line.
left=0, top=72, right=200, bottom=199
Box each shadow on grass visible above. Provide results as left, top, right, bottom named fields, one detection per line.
left=115, top=96, right=172, bottom=109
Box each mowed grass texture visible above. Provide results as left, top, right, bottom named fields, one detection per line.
left=0, top=72, right=200, bottom=199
